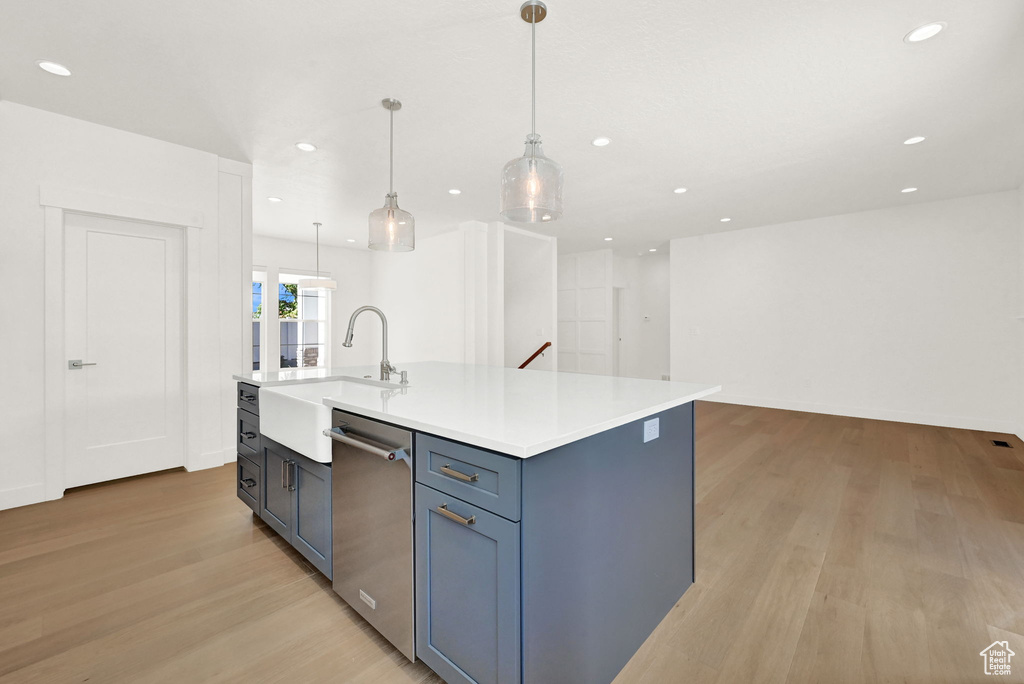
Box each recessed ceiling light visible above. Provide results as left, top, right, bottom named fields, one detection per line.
left=267, top=197, right=283, bottom=202
left=903, top=136, right=926, bottom=145
left=37, top=60, right=71, bottom=76
left=346, top=238, right=356, bottom=243
left=649, top=248, right=657, bottom=252
left=673, top=187, right=688, bottom=194
left=901, top=187, right=918, bottom=193
left=295, top=142, right=317, bottom=152
left=720, top=217, right=731, bottom=222
left=591, top=137, right=611, bottom=147
left=604, top=237, right=613, bottom=241
left=448, top=188, right=461, bottom=195
left=542, top=214, right=552, bottom=221
left=904, top=22, right=945, bottom=43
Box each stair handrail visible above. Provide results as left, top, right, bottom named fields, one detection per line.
left=518, top=341, right=552, bottom=369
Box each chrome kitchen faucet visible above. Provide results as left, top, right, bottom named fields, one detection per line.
left=342, top=306, right=405, bottom=383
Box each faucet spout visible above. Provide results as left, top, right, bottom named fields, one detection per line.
left=343, top=306, right=395, bottom=382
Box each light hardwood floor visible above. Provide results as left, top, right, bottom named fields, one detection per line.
left=1, top=402, right=1022, bottom=683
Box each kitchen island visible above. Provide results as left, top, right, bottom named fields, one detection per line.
left=234, top=362, right=719, bottom=684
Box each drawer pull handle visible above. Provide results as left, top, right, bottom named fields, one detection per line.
left=241, top=393, right=256, bottom=402
left=239, top=478, right=257, bottom=489
left=240, top=431, right=257, bottom=440
left=440, top=464, right=479, bottom=483
left=437, top=503, right=475, bottom=526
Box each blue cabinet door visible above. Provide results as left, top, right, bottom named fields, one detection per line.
left=415, top=483, right=520, bottom=684
left=292, top=457, right=332, bottom=579
left=261, top=441, right=292, bottom=538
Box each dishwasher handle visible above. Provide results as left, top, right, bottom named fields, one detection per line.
left=323, top=428, right=404, bottom=462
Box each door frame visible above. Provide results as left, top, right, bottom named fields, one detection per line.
left=41, top=185, right=205, bottom=500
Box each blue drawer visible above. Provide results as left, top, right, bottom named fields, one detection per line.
left=237, top=408, right=260, bottom=462
left=237, top=382, right=259, bottom=415
left=236, top=454, right=260, bottom=514
left=415, top=434, right=521, bottom=522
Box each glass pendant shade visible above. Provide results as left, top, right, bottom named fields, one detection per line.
left=297, top=277, right=338, bottom=290
left=500, top=134, right=564, bottom=223
left=368, top=193, right=415, bottom=251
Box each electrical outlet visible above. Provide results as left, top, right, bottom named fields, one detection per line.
left=359, top=589, right=377, bottom=610
left=643, top=418, right=660, bottom=443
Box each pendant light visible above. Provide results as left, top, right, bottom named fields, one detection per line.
left=369, top=98, right=415, bottom=251
left=500, top=0, right=564, bottom=223
left=297, top=222, right=338, bottom=290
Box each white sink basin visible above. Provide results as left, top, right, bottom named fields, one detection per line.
left=259, top=376, right=407, bottom=462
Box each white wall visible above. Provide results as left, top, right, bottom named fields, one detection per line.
left=613, top=253, right=671, bottom=381
left=671, top=191, right=1021, bottom=433
left=1018, top=184, right=1024, bottom=442
left=368, top=227, right=475, bottom=365
left=0, top=101, right=251, bottom=510
left=503, top=228, right=557, bottom=370
left=558, top=250, right=614, bottom=374
left=254, top=222, right=556, bottom=376
left=252, top=236, right=375, bottom=369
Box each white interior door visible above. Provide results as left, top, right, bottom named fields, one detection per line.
left=64, top=213, right=185, bottom=488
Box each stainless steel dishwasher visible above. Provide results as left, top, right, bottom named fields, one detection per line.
left=326, top=410, right=415, bottom=662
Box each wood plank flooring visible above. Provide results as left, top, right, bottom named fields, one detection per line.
left=1, top=402, right=1022, bottom=683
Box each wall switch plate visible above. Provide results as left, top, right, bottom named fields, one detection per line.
left=643, top=418, right=660, bottom=443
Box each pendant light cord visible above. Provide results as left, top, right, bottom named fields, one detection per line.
left=531, top=13, right=536, bottom=140
left=389, top=107, right=394, bottom=195
left=314, top=222, right=321, bottom=278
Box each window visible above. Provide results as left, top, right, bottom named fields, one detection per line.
left=251, top=279, right=263, bottom=371
left=250, top=270, right=329, bottom=371
left=279, top=274, right=328, bottom=369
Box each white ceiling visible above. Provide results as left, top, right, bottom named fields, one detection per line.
left=2, top=0, right=1023, bottom=254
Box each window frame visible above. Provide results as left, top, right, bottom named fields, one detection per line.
left=251, top=268, right=331, bottom=372
left=251, top=272, right=267, bottom=372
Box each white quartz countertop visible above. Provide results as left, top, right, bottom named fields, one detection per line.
left=313, top=362, right=719, bottom=458
left=234, top=367, right=374, bottom=387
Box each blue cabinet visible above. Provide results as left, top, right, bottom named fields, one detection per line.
left=292, top=456, right=332, bottom=574
left=260, top=437, right=332, bottom=579
left=415, top=483, right=521, bottom=684
left=261, top=440, right=293, bottom=538
left=413, top=403, right=695, bottom=684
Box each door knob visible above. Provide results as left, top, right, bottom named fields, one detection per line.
left=68, top=359, right=98, bottom=370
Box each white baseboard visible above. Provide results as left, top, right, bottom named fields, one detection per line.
left=0, top=483, right=48, bottom=512
left=186, top=449, right=235, bottom=472
left=705, top=393, right=1018, bottom=435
